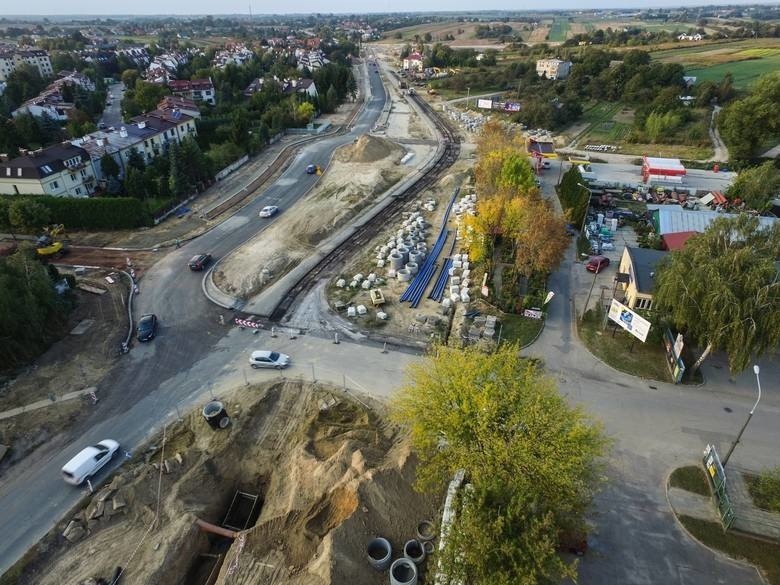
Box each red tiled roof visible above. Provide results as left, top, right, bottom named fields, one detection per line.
left=661, top=231, right=697, bottom=251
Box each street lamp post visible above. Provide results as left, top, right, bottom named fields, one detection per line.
left=722, top=365, right=762, bottom=467
left=466, top=87, right=470, bottom=108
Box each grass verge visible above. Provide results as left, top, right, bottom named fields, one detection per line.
left=744, top=471, right=780, bottom=514
left=679, top=515, right=780, bottom=585
left=474, top=299, right=544, bottom=347
left=578, top=309, right=671, bottom=382
left=670, top=466, right=711, bottom=497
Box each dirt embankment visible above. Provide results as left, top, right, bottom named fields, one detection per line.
left=13, top=380, right=437, bottom=585
left=214, top=135, right=409, bottom=299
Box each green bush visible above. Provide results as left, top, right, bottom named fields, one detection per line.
left=0, top=195, right=150, bottom=229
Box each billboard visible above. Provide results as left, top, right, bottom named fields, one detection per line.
left=477, top=99, right=493, bottom=110
left=608, top=299, right=651, bottom=342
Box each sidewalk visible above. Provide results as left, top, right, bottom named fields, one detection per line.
left=668, top=486, right=720, bottom=523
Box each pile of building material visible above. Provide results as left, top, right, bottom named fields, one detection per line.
left=466, top=314, right=499, bottom=342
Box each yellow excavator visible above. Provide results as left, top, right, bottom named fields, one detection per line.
left=36, top=224, right=69, bottom=258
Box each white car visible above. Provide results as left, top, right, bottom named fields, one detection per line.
left=259, top=205, right=279, bottom=218
left=249, top=350, right=291, bottom=369
left=541, top=160, right=552, bottom=169
left=61, top=439, right=120, bottom=485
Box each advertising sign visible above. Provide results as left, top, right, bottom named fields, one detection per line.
left=477, top=99, right=493, bottom=110
left=608, top=299, right=651, bottom=342
left=503, top=101, right=520, bottom=112
left=543, top=291, right=555, bottom=305
left=523, top=308, right=544, bottom=320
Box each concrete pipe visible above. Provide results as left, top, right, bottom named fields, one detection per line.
left=403, top=539, right=426, bottom=565
left=423, top=541, right=435, bottom=555
left=390, top=558, right=418, bottom=585
left=416, top=520, right=436, bottom=541
left=397, top=246, right=410, bottom=263
left=416, top=243, right=427, bottom=251
left=202, top=401, right=229, bottom=430
left=396, top=268, right=412, bottom=282
left=408, top=250, right=423, bottom=264
left=388, top=253, right=404, bottom=270
left=367, top=537, right=392, bottom=571
left=405, top=262, right=419, bottom=275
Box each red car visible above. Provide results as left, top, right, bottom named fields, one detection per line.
left=585, top=256, right=610, bottom=273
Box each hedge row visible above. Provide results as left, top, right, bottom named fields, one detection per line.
left=1, top=195, right=151, bottom=229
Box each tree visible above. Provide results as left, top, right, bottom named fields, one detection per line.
left=463, top=196, right=505, bottom=277
left=654, top=215, right=780, bottom=374
left=99, top=153, right=121, bottom=180
left=719, top=72, right=780, bottom=159
left=121, top=69, right=140, bottom=90
left=294, top=101, right=315, bottom=125
left=392, top=345, right=606, bottom=585
left=557, top=165, right=588, bottom=226
left=725, top=161, right=780, bottom=213
left=511, top=195, right=569, bottom=278
left=9, top=199, right=50, bottom=232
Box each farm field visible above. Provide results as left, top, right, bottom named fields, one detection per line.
left=548, top=18, right=570, bottom=42
left=377, top=20, right=524, bottom=46
left=652, top=38, right=780, bottom=88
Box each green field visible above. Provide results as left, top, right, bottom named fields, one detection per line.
left=686, top=55, right=780, bottom=89
left=651, top=38, right=780, bottom=89
left=548, top=18, right=570, bottom=42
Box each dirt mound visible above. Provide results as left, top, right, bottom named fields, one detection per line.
left=335, top=134, right=404, bottom=164
left=16, top=381, right=437, bottom=585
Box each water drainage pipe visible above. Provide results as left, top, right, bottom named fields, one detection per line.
left=195, top=518, right=238, bottom=539
left=367, top=537, right=393, bottom=571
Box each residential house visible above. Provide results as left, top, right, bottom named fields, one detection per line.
left=617, top=246, right=670, bottom=310
left=212, top=44, right=255, bottom=68
left=12, top=70, right=99, bottom=120
left=402, top=52, right=424, bottom=72
left=157, top=95, right=201, bottom=118
left=536, top=58, right=572, bottom=80
left=296, top=50, right=328, bottom=71
left=168, top=78, right=216, bottom=105
left=282, top=78, right=318, bottom=99
left=678, top=33, right=704, bottom=41
left=0, top=48, right=53, bottom=82
left=115, top=47, right=150, bottom=68
left=72, top=109, right=197, bottom=181
left=0, top=143, right=97, bottom=197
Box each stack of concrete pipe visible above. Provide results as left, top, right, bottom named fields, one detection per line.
left=365, top=520, right=437, bottom=585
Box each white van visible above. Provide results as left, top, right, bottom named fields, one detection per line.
left=61, top=439, right=120, bottom=485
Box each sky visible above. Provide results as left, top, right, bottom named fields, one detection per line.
left=6, top=0, right=772, bottom=16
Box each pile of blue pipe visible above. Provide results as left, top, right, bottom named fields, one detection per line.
left=399, top=189, right=461, bottom=308
left=428, top=258, right=453, bottom=302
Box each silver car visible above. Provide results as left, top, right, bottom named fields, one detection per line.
left=249, top=350, right=290, bottom=369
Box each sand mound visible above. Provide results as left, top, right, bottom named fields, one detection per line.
left=335, top=134, right=404, bottom=164
left=19, top=381, right=437, bottom=585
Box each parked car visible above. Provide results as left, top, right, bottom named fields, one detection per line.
left=259, top=205, right=279, bottom=218
left=188, top=254, right=212, bottom=271
left=249, top=350, right=291, bottom=369
left=98, top=122, right=107, bottom=129
left=306, top=164, right=317, bottom=174
left=61, top=439, right=120, bottom=485
left=585, top=256, right=610, bottom=273
left=541, top=160, right=552, bottom=169
left=137, top=314, right=158, bottom=342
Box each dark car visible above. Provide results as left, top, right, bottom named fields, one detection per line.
left=188, top=254, right=212, bottom=271
left=585, top=256, right=610, bottom=273
left=306, top=164, right=318, bottom=174
left=137, top=314, right=158, bottom=342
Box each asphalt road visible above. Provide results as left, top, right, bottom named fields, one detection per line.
left=99, top=81, right=124, bottom=129
left=0, top=62, right=387, bottom=575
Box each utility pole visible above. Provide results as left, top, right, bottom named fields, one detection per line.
left=723, top=365, right=762, bottom=467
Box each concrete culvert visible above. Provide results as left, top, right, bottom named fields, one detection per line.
left=416, top=520, right=436, bottom=541
left=423, top=540, right=434, bottom=555
left=367, top=537, right=392, bottom=571
left=390, top=558, right=418, bottom=585
left=403, top=539, right=426, bottom=565
left=203, top=401, right=230, bottom=430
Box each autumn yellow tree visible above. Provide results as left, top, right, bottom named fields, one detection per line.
left=392, top=345, right=607, bottom=585
left=513, top=195, right=570, bottom=278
